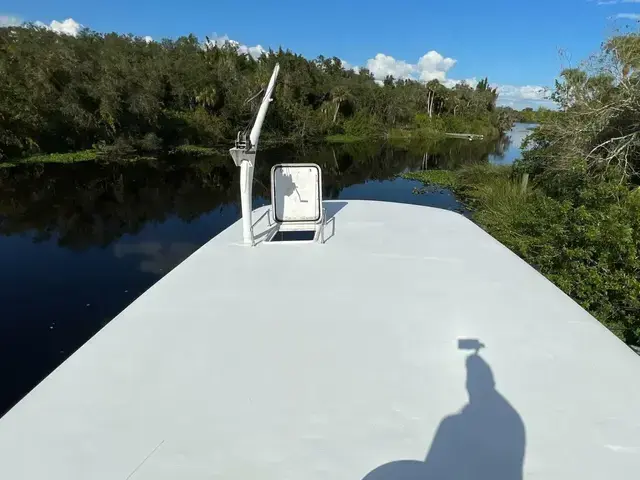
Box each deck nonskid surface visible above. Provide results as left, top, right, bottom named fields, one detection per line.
left=1, top=200, right=639, bottom=480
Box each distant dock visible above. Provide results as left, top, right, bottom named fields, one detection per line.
left=445, top=132, right=484, bottom=141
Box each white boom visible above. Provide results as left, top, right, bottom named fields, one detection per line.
left=229, top=63, right=280, bottom=245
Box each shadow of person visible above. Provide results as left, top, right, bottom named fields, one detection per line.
left=362, top=353, right=526, bottom=480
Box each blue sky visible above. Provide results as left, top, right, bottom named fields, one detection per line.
left=2, top=0, right=640, bottom=108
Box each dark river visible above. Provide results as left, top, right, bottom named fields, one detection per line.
left=0, top=124, right=531, bottom=417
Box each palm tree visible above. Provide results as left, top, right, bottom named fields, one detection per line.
left=330, top=86, right=352, bottom=124
left=195, top=86, right=217, bottom=110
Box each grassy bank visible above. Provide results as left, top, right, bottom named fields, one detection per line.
left=2, top=121, right=503, bottom=166
left=324, top=130, right=436, bottom=143
left=168, top=145, right=219, bottom=157
left=0, top=145, right=223, bottom=168
left=405, top=164, right=640, bottom=346
left=0, top=150, right=98, bottom=167
left=325, top=134, right=370, bottom=144
left=326, top=121, right=503, bottom=145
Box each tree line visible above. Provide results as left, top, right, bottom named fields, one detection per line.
left=511, top=106, right=557, bottom=124
left=1, top=25, right=512, bottom=161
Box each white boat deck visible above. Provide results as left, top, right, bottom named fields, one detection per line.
left=1, top=200, right=639, bottom=480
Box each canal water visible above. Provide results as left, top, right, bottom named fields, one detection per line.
left=0, top=124, right=531, bottom=417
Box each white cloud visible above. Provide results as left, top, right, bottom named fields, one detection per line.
left=496, top=84, right=554, bottom=109
left=595, top=0, right=640, bottom=4
left=366, top=53, right=415, bottom=80
left=18, top=16, right=153, bottom=41
left=416, top=51, right=457, bottom=81
left=443, top=77, right=479, bottom=88
left=207, top=33, right=234, bottom=48
left=0, top=14, right=21, bottom=26
left=364, top=50, right=457, bottom=83
left=498, top=85, right=548, bottom=100
left=341, top=59, right=360, bottom=74
left=206, top=34, right=265, bottom=59
left=50, top=18, right=82, bottom=35
left=356, top=49, right=552, bottom=108
left=613, top=13, right=640, bottom=19
left=238, top=44, right=265, bottom=59
left=444, top=78, right=554, bottom=109
left=34, top=18, right=83, bottom=36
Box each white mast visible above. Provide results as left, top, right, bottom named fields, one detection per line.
left=230, top=63, right=280, bottom=245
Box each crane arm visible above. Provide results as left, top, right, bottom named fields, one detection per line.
left=229, top=63, right=281, bottom=245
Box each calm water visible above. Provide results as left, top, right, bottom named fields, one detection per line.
left=489, top=122, right=537, bottom=165
left=0, top=125, right=529, bottom=417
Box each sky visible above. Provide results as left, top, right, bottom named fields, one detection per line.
left=2, top=0, right=640, bottom=109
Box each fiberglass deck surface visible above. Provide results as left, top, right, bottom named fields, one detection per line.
left=1, top=200, right=639, bottom=480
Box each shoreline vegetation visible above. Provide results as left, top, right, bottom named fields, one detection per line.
left=0, top=123, right=510, bottom=167
left=1, top=25, right=518, bottom=167
left=0, top=127, right=507, bottom=167
left=405, top=32, right=640, bottom=348
left=1, top=126, right=494, bottom=167
left=0, top=116, right=511, bottom=168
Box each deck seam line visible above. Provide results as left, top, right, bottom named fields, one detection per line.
left=125, top=439, right=165, bottom=480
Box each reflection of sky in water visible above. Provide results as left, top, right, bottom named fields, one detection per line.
left=490, top=123, right=537, bottom=166
left=110, top=202, right=248, bottom=275
left=113, top=241, right=198, bottom=274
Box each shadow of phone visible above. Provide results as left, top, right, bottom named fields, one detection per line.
left=458, top=338, right=485, bottom=353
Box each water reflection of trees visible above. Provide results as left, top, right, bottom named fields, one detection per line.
left=0, top=159, right=236, bottom=250
left=0, top=137, right=503, bottom=250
